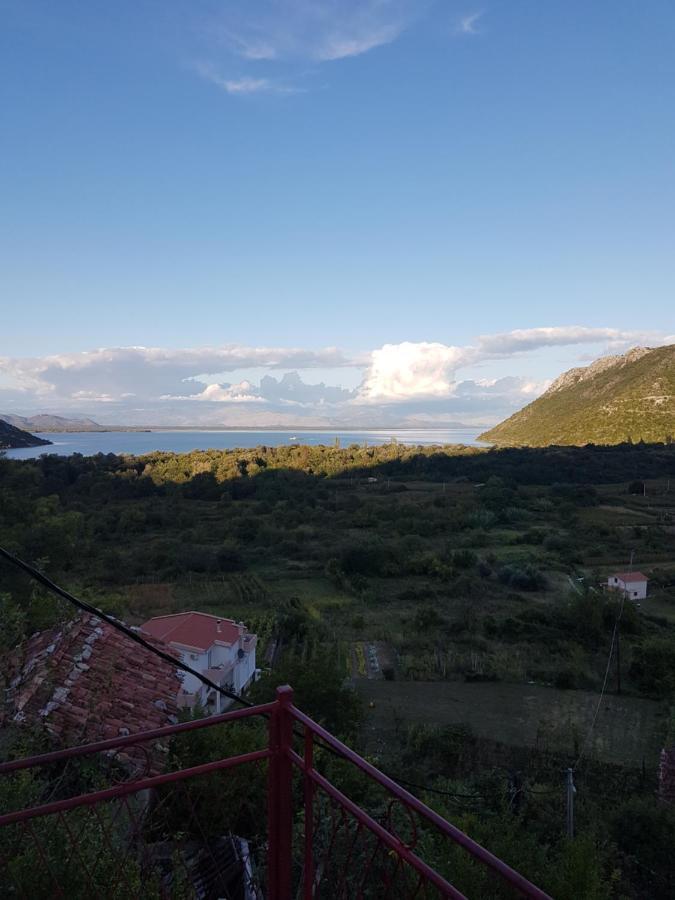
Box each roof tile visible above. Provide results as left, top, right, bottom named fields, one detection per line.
left=2, top=614, right=182, bottom=773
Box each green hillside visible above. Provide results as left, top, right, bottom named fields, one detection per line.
left=480, top=345, right=675, bottom=446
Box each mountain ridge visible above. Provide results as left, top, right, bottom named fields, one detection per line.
left=0, top=414, right=106, bottom=432
left=479, top=344, right=675, bottom=446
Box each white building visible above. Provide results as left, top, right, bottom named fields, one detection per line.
left=141, top=611, right=257, bottom=714
left=607, top=571, right=648, bottom=601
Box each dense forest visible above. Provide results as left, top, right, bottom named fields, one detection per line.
left=2, top=440, right=675, bottom=897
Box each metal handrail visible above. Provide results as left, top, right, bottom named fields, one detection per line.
left=0, top=686, right=552, bottom=899
left=287, top=695, right=551, bottom=899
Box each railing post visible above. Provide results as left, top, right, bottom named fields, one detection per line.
left=303, top=726, right=314, bottom=899
left=268, top=685, right=294, bottom=900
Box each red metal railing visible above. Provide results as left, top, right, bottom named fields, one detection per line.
left=0, top=686, right=551, bottom=898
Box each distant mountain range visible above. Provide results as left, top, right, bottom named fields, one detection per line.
left=0, top=414, right=108, bottom=432
left=0, top=419, right=52, bottom=450
left=0, top=412, right=484, bottom=433
left=480, top=345, right=675, bottom=446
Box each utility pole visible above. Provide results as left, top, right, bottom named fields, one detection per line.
left=616, top=625, right=621, bottom=694
left=565, top=768, right=576, bottom=839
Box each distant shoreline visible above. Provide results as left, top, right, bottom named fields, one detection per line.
left=32, top=424, right=491, bottom=434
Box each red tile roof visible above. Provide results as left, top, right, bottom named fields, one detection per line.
left=611, top=572, right=648, bottom=582
left=3, top=614, right=182, bottom=773
left=141, top=611, right=243, bottom=651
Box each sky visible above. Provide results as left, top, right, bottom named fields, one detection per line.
left=1, top=1, right=674, bottom=427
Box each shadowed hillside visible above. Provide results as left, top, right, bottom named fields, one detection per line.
left=0, top=419, right=52, bottom=450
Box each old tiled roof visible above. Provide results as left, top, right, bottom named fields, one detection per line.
left=611, top=572, right=648, bottom=582
left=4, top=614, right=182, bottom=772
left=141, top=611, right=244, bottom=651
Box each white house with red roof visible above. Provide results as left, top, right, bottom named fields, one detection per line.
left=141, top=612, right=257, bottom=714
left=607, top=571, right=648, bottom=601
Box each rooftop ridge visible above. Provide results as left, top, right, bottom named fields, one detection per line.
left=141, top=610, right=239, bottom=624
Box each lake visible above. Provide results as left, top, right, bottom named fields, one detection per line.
left=4, top=428, right=488, bottom=459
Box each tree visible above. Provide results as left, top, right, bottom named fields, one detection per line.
left=629, top=637, right=675, bottom=698
left=250, top=656, right=362, bottom=739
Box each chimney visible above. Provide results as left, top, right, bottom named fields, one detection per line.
left=216, top=619, right=222, bottom=634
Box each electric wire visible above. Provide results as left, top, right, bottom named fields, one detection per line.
left=0, top=546, right=561, bottom=806
left=0, top=545, right=253, bottom=711
left=572, top=589, right=626, bottom=771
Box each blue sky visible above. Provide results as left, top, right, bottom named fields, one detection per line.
left=1, top=1, right=674, bottom=426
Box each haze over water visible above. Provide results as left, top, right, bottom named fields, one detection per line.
left=4, top=429, right=487, bottom=460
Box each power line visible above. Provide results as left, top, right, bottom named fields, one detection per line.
left=572, top=588, right=627, bottom=771
left=0, top=545, right=253, bottom=711
left=0, top=546, right=571, bottom=809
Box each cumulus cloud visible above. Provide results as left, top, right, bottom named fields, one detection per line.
left=356, top=342, right=466, bottom=402
left=259, top=372, right=353, bottom=405
left=0, top=345, right=351, bottom=402
left=169, top=381, right=266, bottom=403
left=1, top=327, right=672, bottom=427
left=356, top=326, right=673, bottom=403
left=163, top=372, right=354, bottom=407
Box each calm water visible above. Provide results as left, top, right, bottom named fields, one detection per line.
left=4, top=428, right=487, bottom=459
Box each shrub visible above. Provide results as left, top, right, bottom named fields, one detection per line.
left=498, top=564, right=547, bottom=592
left=216, top=542, right=244, bottom=572
left=338, top=539, right=390, bottom=576
left=413, top=606, right=443, bottom=630
left=452, top=549, right=478, bottom=569
left=629, top=637, right=675, bottom=698
left=554, top=669, right=577, bottom=689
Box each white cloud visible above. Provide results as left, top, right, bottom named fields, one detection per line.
left=1, top=327, right=672, bottom=426
left=455, top=12, right=483, bottom=36
left=163, top=372, right=354, bottom=407
left=356, top=327, right=673, bottom=403
left=196, top=381, right=266, bottom=403
left=316, top=23, right=404, bottom=61
left=194, top=63, right=295, bottom=95
left=212, top=1, right=418, bottom=63
left=0, top=344, right=351, bottom=401
left=356, top=342, right=466, bottom=402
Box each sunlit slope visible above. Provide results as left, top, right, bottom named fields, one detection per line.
left=480, top=345, right=675, bottom=446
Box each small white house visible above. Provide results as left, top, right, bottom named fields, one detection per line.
left=141, top=611, right=257, bottom=714
left=607, top=571, right=648, bottom=601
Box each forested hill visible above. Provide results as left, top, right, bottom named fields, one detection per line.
left=0, top=420, right=52, bottom=450
left=480, top=345, right=675, bottom=447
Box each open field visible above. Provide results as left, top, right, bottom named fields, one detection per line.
left=4, top=444, right=675, bottom=897
left=357, top=679, right=664, bottom=767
